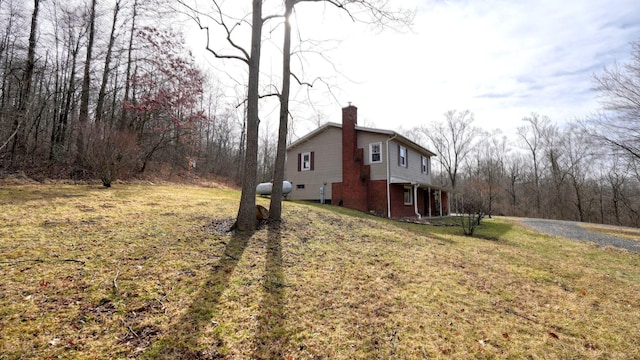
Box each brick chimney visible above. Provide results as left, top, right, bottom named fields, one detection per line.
left=340, top=104, right=369, bottom=212
left=342, top=104, right=358, bottom=159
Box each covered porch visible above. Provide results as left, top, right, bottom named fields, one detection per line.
left=387, top=178, right=460, bottom=219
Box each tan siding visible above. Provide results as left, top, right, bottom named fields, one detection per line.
left=285, top=126, right=342, bottom=200
left=389, top=140, right=432, bottom=185
left=357, top=132, right=390, bottom=181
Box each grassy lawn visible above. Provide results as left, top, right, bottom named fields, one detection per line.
left=581, top=223, right=640, bottom=242
left=1, top=183, right=639, bottom=359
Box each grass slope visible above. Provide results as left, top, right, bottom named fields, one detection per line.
left=1, top=184, right=638, bottom=359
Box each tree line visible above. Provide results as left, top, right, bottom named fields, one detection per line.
left=0, top=0, right=260, bottom=185
left=410, top=41, right=640, bottom=227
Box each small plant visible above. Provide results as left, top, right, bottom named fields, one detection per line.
left=83, top=125, right=139, bottom=187
left=459, top=192, right=487, bottom=236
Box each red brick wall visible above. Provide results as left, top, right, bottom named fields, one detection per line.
left=368, top=180, right=388, bottom=217
left=332, top=182, right=343, bottom=205
left=389, top=184, right=416, bottom=218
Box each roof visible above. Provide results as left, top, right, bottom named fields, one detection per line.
left=287, top=122, right=437, bottom=158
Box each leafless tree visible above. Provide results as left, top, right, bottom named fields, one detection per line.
left=76, top=0, right=96, bottom=168
left=516, top=113, right=552, bottom=217
left=560, top=123, right=596, bottom=222
left=95, top=0, right=121, bottom=125
left=592, top=39, right=640, bottom=160
left=6, top=0, right=39, bottom=164
left=420, top=109, right=478, bottom=189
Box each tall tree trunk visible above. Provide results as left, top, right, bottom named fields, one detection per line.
left=235, top=0, right=263, bottom=231
left=120, top=0, right=138, bottom=131
left=9, top=0, right=39, bottom=165
left=96, top=0, right=120, bottom=124
left=51, top=33, right=80, bottom=161
left=76, top=0, right=97, bottom=167
left=269, top=0, right=293, bottom=221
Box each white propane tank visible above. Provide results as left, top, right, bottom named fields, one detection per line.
left=256, top=181, right=292, bottom=196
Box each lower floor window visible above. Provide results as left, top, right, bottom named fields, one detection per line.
left=404, top=186, right=413, bottom=205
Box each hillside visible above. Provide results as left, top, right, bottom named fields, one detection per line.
left=1, top=184, right=639, bottom=359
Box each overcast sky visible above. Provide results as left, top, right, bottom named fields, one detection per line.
left=186, top=0, right=640, bottom=139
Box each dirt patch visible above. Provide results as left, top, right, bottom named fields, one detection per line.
left=202, top=218, right=236, bottom=235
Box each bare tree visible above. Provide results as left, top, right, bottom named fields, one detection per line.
left=561, top=123, right=596, bottom=222
left=95, top=0, right=121, bottom=124
left=592, top=39, right=640, bottom=160
left=465, top=131, right=507, bottom=218
left=516, top=113, right=552, bottom=217
left=76, top=0, right=96, bottom=168
left=420, top=109, right=478, bottom=189
left=268, top=0, right=294, bottom=222
left=7, top=0, right=39, bottom=163
left=119, top=0, right=138, bottom=131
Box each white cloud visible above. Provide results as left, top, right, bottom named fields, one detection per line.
left=183, top=0, right=640, bottom=139
left=317, top=0, right=640, bottom=136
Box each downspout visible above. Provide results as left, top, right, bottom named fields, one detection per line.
left=413, top=182, right=420, bottom=219
left=386, top=134, right=398, bottom=218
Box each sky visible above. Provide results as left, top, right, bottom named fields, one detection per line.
left=184, top=0, right=640, bottom=139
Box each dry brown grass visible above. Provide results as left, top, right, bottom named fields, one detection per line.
left=1, top=184, right=639, bottom=359
left=581, top=223, right=640, bottom=242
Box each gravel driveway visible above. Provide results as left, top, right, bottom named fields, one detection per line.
left=518, top=218, right=640, bottom=252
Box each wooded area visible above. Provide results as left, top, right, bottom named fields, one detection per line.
left=1, top=0, right=639, bottom=227
left=0, top=0, right=251, bottom=185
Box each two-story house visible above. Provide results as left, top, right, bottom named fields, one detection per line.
left=285, top=104, right=454, bottom=218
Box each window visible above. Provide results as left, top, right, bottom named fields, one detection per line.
left=422, top=156, right=429, bottom=174
left=369, top=142, right=382, bottom=163
left=302, top=152, right=311, bottom=170
left=404, top=186, right=413, bottom=205
left=399, top=145, right=407, bottom=167
left=298, top=151, right=314, bottom=171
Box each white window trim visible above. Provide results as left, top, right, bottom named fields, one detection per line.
left=422, top=156, right=429, bottom=174
left=369, top=142, right=382, bottom=164
left=399, top=146, right=407, bottom=167
left=403, top=185, right=413, bottom=205
left=302, top=152, right=311, bottom=171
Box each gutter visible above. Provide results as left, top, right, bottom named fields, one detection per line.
left=413, top=182, right=421, bottom=219
left=386, top=134, right=398, bottom=218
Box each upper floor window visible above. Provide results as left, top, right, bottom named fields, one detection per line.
left=398, top=145, right=407, bottom=167
left=369, top=142, right=382, bottom=163
left=421, top=156, right=429, bottom=174
left=298, top=151, right=314, bottom=171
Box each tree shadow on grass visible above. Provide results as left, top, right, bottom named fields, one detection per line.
left=145, top=229, right=252, bottom=359
left=253, top=221, right=290, bottom=359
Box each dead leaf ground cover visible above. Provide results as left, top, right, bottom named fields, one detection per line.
left=1, top=184, right=639, bottom=359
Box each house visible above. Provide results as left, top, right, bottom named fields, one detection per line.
left=285, top=104, right=456, bottom=218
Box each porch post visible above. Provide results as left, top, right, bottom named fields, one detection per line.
left=413, top=184, right=420, bottom=218
left=428, top=187, right=432, bottom=217
left=439, top=190, right=443, bottom=217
